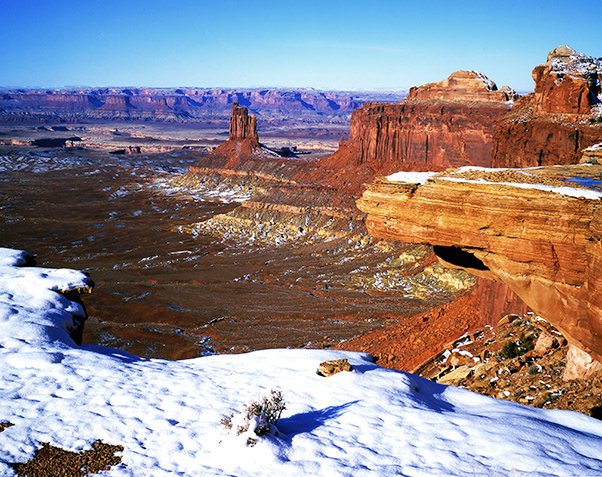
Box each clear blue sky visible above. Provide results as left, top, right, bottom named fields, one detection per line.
left=1, top=0, right=599, bottom=92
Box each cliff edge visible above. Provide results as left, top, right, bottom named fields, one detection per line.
left=357, top=164, right=602, bottom=378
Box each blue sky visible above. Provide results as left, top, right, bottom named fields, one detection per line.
left=1, top=0, right=599, bottom=91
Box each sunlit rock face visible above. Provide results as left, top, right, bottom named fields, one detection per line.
left=357, top=166, right=602, bottom=371
left=533, top=45, right=602, bottom=115
left=324, top=71, right=513, bottom=186
left=492, top=46, right=602, bottom=168
left=407, top=70, right=518, bottom=104
left=229, top=102, right=258, bottom=141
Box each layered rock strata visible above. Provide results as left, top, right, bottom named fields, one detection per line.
left=493, top=46, right=602, bottom=167
left=324, top=71, right=514, bottom=189
left=532, top=45, right=602, bottom=115
left=230, top=103, right=258, bottom=141
left=357, top=165, right=602, bottom=372
left=407, top=70, right=517, bottom=103
left=0, top=88, right=406, bottom=125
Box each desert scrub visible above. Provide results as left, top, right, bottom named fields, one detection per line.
left=499, top=332, right=535, bottom=359
left=221, top=390, right=286, bottom=446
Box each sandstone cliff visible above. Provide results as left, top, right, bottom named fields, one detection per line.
left=321, top=71, right=514, bottom=193
left=492, top=46, right=602, bottom=167
left=357, top=166, right=602, bottom=376
left=407, top=70, right=517, bottom=103
left=229, top=103, right=258, bottom=141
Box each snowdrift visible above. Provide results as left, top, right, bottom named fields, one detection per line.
left=1, top=247, right=601, bottom=476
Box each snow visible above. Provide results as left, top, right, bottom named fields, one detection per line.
left=387, top=166, right=602, bottom=200
left=0, top=249, right=34, bottom=268
left=386, top=171, right=438, bottom=184
left=1, top=249, right=602, bottom=476
left=439, top=176, right=602, bottom=200
left=468, top=70, right=497, bottom=91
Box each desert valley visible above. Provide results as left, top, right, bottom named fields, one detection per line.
left=2, top=45, right=602, bottom=475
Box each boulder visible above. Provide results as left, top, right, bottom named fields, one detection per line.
left=563, top=344, right=602, bottom=380
left=437, top=366, right=472, bottom=385
left=533, top=332, right=560, bottom=357
left=317, top=358, right=353, bottom=377
left=446, top=351, right=474, bottom=367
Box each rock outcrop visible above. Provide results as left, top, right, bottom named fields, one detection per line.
left=357, top=165, right=602, bottom=374
left=323, top=71, right=514, bottom=190
left=230, top=103, right=258, bottom=141
left=492, top=46, right=602, bottom=168
left=407, top=70, right=517, bottom=103
left=532, top=45, right=602, bottom=115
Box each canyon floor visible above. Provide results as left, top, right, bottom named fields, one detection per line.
left=1, top=120, right=600, bottom=423
left=0, top=130, right=466, bottom=361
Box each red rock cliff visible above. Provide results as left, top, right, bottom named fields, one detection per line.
left=229, top=102, right=258, bottom=141
left=407, top=70, right=517, bottom=103
left=357, top=166, right=602, bottom=375
left=493, top=46, right=602, bottom=168
left=314, top=71, right=514, bottom=195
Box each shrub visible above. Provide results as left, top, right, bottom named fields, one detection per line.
left=221, top=390, right=286, bottom=446
left=499, top=333, right=535, bottom=359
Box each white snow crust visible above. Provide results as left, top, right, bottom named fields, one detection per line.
left=1, top=250, right=602, bottom=476
left=439, top=176, right=602, bottom=200
left=387, top=167, right=602, bottom=200
left=386, top=171, right=439, bottom=184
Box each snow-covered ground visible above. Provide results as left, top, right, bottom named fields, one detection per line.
left=1, top=247, right=602, bottom=476
left=387, top=166, right=602, bottom=200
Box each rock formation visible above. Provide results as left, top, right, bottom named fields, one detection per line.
left=492, top=46, right=602, bottom=167
left=407, top=70, right=517, bottom=103
left=332, top=71, right=513, bottom=176
left=532, top=45, right=602, bottom=115
left=229, top=103, right=258, bottom=141
left=0, top=87, right=405, bottom=125
left=357, top=165, right=602, bottom=376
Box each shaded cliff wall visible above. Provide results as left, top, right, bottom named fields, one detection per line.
left=345, top=101, right=510, bottom=171
left=492, top=101, right=602, bottom=168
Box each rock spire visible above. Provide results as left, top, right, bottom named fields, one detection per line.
left=229, top=102, right=258, bottom=142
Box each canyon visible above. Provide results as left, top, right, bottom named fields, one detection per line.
left=2, top=45, right=602, bottom=412
left=0, top=87, right=405, bottom=129
left=178, top=46, right=602, bottom=383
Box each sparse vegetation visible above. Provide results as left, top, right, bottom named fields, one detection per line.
left=499, top=333, right=535, bottom=359
left=10, top=440, right=124, bottom=477
left=221, top=389, right=286, bottom=446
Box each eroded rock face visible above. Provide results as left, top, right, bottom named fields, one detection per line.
left=407, top=70, right=517, bottom=103
left=492, top=46, right=602, bottom=168
left=532, top=45, right=602, bottom=115
left=357, top=166, right=602, bottom=367
left=230, top=102, right=258, bottom=141
left=347, top=101, right=510, bottom=171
